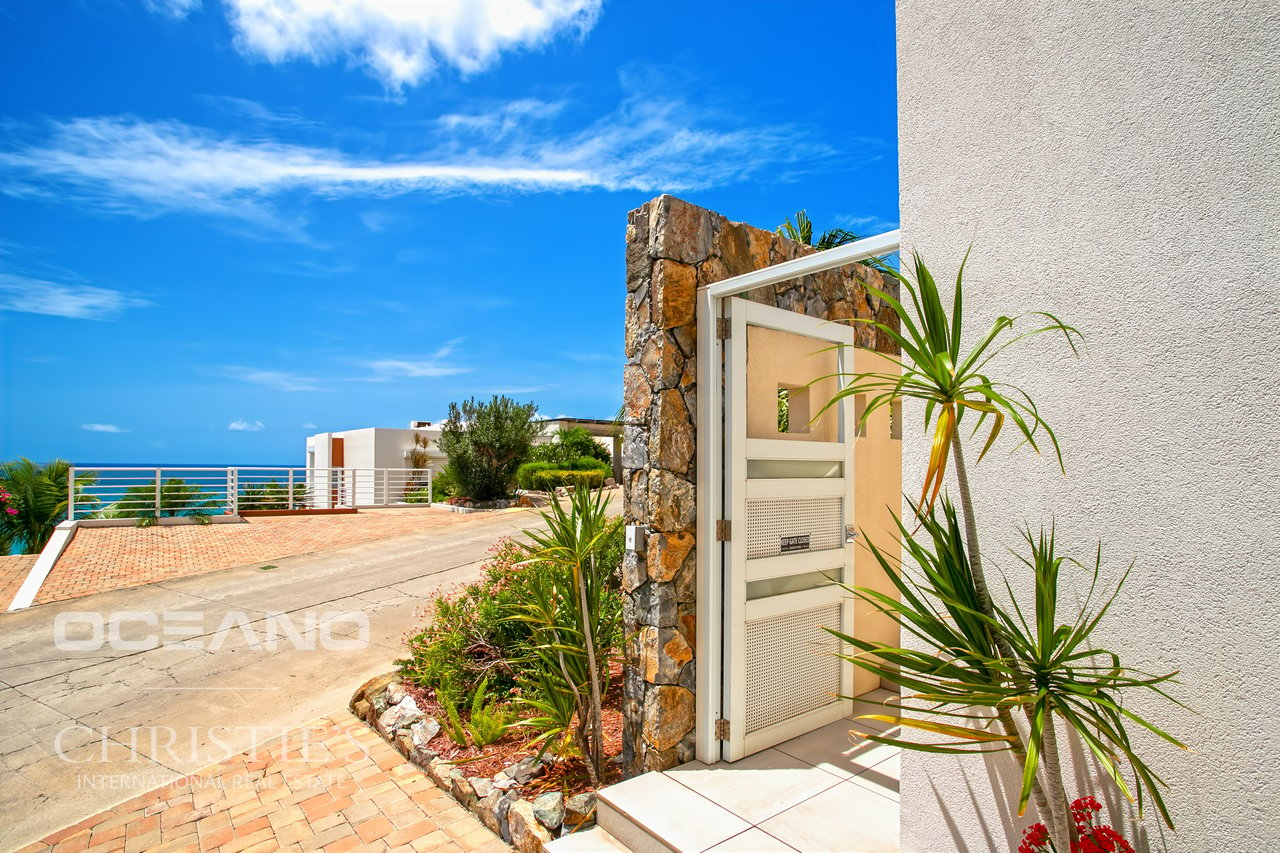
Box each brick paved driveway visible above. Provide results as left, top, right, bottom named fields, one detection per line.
left=32, top=507, right=531, bottom=605
left=18, top=714, right=508, bottom=853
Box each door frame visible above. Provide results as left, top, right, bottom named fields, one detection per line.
left=693, top=230, right=901, bottom=765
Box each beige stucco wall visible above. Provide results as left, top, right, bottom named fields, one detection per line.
left=850, top=348, right=903, bottom=697
left=896, top=1, right=1279, bottom=850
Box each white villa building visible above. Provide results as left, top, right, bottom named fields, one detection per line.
left=305, top=417, right=621, bottom=484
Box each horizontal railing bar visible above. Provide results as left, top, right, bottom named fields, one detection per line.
left=703, top=229, right=902, bottom=300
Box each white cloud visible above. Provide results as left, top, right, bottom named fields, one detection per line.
left=0, top=80, right=867, bottom=230
left=145, top=0, right=200, bottom=20
left=82, top=423, right=128, bottom=433
left=223, top=367, right=328, bottom=392
left=366, top=359, right=469, bottom=378
left=300, top=422, right=318, bottom=429
left=224, top=0, right=602, bottom=91
left=359, top=209, right=390, bottom=232
left=0, top=117, right=593, bottom=229
left=229, top=418, right=266, bottom=431
left=365, top=337, right=468, bottom=378
left=0, top=273, right=150, bottom=320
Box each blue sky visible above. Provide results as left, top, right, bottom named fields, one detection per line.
left=0, top=0, right=898, bottom=464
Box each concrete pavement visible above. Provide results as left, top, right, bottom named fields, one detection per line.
left=0, top=505, right=555, bottom=850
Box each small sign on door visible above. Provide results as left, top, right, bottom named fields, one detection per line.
left=780, top=534, right=811, bottom=554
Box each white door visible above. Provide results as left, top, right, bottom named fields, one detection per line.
left=721, top=299, right=856, bottom=761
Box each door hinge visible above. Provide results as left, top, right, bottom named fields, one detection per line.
left=715, top=718, right=731, bottom=740
left=716, top=318, right=731, bottom=340
left=715, top=520, right=731, bottom=541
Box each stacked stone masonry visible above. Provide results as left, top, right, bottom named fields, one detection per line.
left=621, top=195, right=899, bottom=774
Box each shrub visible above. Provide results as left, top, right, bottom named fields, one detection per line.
left=529, top=469, right=605, bottom=492
left=517, top=460, right=609, bottom=492
left=398, top=537, right=548, bottom=701
left=515, top=461, right=556, bottom=491
left=437, top=396, right=542, bottom=501
left=528, top=427, right=612, bottom=466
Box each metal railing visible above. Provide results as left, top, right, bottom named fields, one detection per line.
left=66, top=467, right=436, bottom=521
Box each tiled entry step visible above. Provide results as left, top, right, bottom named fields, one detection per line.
left=549, top=690, right=900, bottom=852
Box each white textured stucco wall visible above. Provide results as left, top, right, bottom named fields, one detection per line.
left=896, top=1, right=1279, bottom=851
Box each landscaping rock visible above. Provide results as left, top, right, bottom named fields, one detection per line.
left=532, top=792, right=565, bottom=830
left=385, top=682, right=405, bottom=706
left=449, top=770, right=477, bottom=809
left=505, top=756, right=545, bottom=784
left=408, top=718, right=440, bottom=748
left=470, top=777, right=493, bottom=800
left=508, top=799, right=554, bottom=853
left=564, top=792, right=597, bottom=828
left=494, top=791, right=516, bottom=842
left=376, top=696, right=424, bottom=735
left=477, top=788, right=506, bottom=837
left=350, top=672, right=397, bottom=713
left=352, top=698, right=371, bottom=723
left=426, top=758, right=453, bottom=790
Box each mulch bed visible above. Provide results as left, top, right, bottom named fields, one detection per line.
left=401, top=659, right=625, bottom=796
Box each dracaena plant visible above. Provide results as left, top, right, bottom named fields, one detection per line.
left=818, top=250, right=1194, bottom=849
left=829, top=502, right=1187, bottom=849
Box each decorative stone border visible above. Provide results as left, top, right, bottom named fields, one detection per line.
left=351, top=673, right=597, bottom=853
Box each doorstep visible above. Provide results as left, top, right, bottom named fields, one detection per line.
left=551, top=690, right=900, bottom=852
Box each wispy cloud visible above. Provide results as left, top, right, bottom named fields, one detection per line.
left=223, top=367, right=328, bottom=392
left=82, top=423, right=128, bottom=433
left=0, top=273, right=150, bottom=320
left=0, top=71, right=863, bottom=233
left=228, top=418, right=265, bottom=431
left=364, top=337, right=468, bottom=379
left=144, top=0, right=200, bottom=21
left=201, top=95, right=324, bottom=130
left=224, top=0, right=602, bottom=91
left=438, top=98, right=565, bottom=139
left=300, top=422, right=318, bottom=430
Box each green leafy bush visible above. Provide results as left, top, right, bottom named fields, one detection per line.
left=529, top=469, right=605, bottom=492
left=437, top=395, right=541, bottom=501
left=398, top=537, right=547, bottom=701
left=528, top=427, right=612, bottom=466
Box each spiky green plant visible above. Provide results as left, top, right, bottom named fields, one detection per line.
left=506, top=487, right=622, bottom=784
left=830, top=502, right=1187, bottom=841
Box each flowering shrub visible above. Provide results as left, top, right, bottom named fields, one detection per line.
left=1020, top=797, right=1134, bottom=853
left=0, top=489, right=17, bottom=516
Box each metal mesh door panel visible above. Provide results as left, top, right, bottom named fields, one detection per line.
left=745, top=496, right=844, bottom=560
left=744, top=602, right=842, bottom=734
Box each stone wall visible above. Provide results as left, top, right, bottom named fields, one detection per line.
left=620, top=195, right=898, bottom=773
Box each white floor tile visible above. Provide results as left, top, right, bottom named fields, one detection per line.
left=706, top=828, right=799, bottom=852
left=665, top=748, right=845, bottom=824
left=772, top=717, right=899, bottom=780
left=599, top=769, right=752, bottom=852
left=757, top=780, right=899, bottom=853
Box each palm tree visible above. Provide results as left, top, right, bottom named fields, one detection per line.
left=776, top=209, right=862, bottom=250
left=0, top=458, right=97, bottom=555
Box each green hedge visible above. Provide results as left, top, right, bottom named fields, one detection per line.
left=517, top=457, right=609, bottom=490
left=523, top=468, right=605, bottom=492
